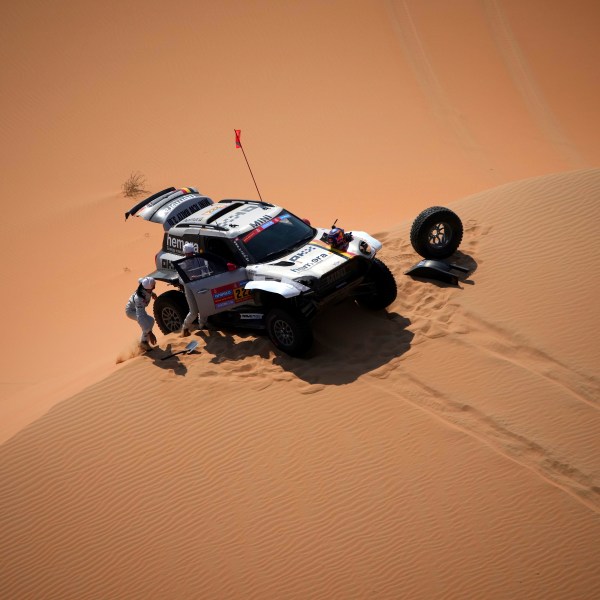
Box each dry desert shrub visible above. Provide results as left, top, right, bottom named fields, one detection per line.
left=122, top=171, right=149, bottom=198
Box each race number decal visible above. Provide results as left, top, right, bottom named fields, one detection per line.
left=212, top=281, right=252, bottom=309
left=234, top=287, right=251, bottom=302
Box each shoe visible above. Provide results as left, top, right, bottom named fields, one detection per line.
left=139, top=341, right=152, bottom=352
left=181, top=328, right=191, bottom=337
left=147, top=331, right=157, bottom=345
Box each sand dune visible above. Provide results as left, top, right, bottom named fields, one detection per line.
left=1, top=0, right=599, bottom=598
left=1, top=169, right=599, bottom=598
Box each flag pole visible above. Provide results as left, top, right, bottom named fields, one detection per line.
left=234, top=129, right=263, bottom=201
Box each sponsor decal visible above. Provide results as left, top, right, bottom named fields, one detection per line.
left=166, top=235, right=200, bottom=254
left=233, top=238, right=251, bottom=263
left=180, top=217, right=203, bottom=226
left=203, top=204, right=226, bottom=216
left=165, top=198, right=212, bottom=227
left=147, top=190, right=176, bottom=208
left=211, top=280, right=252, bottom=308
left=242, top=217, right=280, bottom=243
left=219, top=204, right=258, bottom=228
left=213, top=289, right=233, bottom=300
left=159, top=196, right=189, bottom=213
left=240, top=313, right=264, bottom=320
left=248, top=214, right=275, bottom=229
left=215, top=298, right=235, bottom=309
left=323, top=261, right=356, bottom=286
left=290, top=253, right=329, bottom=273
left=242, top=213, right=291, bottom=243
left=288, top=245, right=317, bottom=262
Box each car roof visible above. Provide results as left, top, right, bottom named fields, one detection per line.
left=173, top=200, right=283, bottom=238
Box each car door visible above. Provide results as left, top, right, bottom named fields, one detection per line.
left=173, top=253, right=253, bottom=318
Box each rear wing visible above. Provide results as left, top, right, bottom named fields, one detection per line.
left=125, top=187, right=214, bottom=230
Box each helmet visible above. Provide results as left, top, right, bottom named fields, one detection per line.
left=139, top=276, right=156, bottom=290
left=183, top=242, right=195, bottom=254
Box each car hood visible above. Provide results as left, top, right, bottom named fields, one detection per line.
left=246, top=234, right=359, bottom=281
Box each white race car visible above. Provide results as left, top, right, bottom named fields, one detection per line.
left=126, top=187, right=462, bottom=356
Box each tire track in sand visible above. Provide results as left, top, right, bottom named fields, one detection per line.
left=452, top=308, right=600, bottom=411
left=395, top=212, right=598, bottom=410
left=362, top=217, right=599, bottom=512
left=364, top=372, right=600, bottom=514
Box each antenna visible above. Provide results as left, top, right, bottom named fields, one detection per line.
left=234, top=129, right=263, bottom=201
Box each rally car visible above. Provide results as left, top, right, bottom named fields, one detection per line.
left=125, top=187, right=463, bottom=356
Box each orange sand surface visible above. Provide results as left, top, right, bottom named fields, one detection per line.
left=1, top=1, right=599, bottom=598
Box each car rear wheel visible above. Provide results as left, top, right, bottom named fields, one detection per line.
left=154, top=291, right=188, bottom=334
left=410, top=206, right=463, bottom=259
left=266, top=308, right=313, bottom=357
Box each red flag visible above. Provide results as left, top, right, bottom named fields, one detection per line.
left=235, top=129, right=241, bottom=148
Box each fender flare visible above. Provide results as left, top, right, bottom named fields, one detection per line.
left=245, top=279, right=309, bottom=298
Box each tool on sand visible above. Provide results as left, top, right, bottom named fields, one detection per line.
left=160, top=341, right=199, bottom=360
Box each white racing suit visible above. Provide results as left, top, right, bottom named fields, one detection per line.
left=125, top=288, right=154, bottom=342
left=182, top=285, right=204, bottom=331
left=180, top=255, right=213, bottom=331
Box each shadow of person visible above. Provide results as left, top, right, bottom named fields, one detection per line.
left=147, top=343, right=188, bottom=376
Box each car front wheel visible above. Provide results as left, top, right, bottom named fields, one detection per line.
left=356, top=258, right=397, bottom=310
left=266, top=308, right=313, bottom=357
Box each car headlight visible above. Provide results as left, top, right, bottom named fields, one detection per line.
left=359, top=240, right=372, bottom=255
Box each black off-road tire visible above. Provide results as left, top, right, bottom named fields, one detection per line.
left=410, top=206, right=463, bottom=259
left=266, top=308, right=313, bottom=357
left=356, top=258, right=397, bottom=310
left=153, top=290, right=188, bottom=334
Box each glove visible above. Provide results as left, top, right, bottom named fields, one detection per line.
left=147, top=331, right=157, bottom=345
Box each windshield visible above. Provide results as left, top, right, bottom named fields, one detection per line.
left=240, top=210, right=315, bottom=263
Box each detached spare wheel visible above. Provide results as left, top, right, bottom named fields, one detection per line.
left=410, top=206, right=463, bottom=259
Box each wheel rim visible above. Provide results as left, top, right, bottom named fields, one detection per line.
left=427, top=222, right=452, bottom=249
left=162, top=306, right=183, bottom=332
left=273, top=319, right=295, bottom=346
